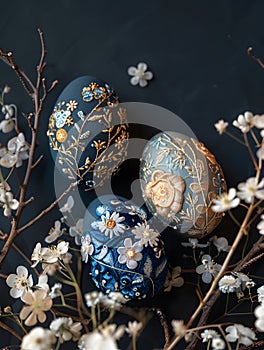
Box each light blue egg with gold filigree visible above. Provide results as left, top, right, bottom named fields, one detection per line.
left=81, top=195, right=168, bottom=301
left=139, top=132, right=226, bottom=238
left=47, top=76, right=129, bottom=191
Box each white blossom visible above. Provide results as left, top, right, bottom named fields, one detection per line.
left=196, top=255, right=222, bottom=284
left=253, top=113, right=264, bottom=128
left=31, top=241, right=69, bottom=267
left=81, top=234, right=94, bottom=263
left=218, top=275, right=241, bottom=293
left=6, top=265, right=33, bottom=298
left=212, top=337, right=226, bottom=350
left=49, top=283, right=62, bottom=299
left=225, top=324, right=257, bottom=346
left=214, top=119, right=229, bottom=135
left=127, top=62, right=153, bottom=87
left=20, top=289, right=53, bottom=326
left=171, top=320, right=187, bottom=337
left=232, top=111, right=254, bottom=133
left=232, top=272, right=255, bottom=290
left=201, top=329, right=220, bottom=342
left=125, top=321, right=142, bottom=337
left=254, top=304, right=264, bottom=331
left=78, top=324, right=124, bottom=350
left=237, top=177, right=264, bottom=203
left=69, top=218, right=84, bottom=245
left=50, top=317, right=82, bottom=342
left=0, top=104, right=16, bottom=133
left=210, top=236, right=230, bottom=253
left=164, top=266, right=184, bottom=292
left=45, top=220, right=66, bottom=243
left=100, top=291, right=127, bottom=310
left=35, top=274, right=49, bottom=292
left=85, top=290, right=104, bottom=307
left=0, top=132, right=29, bottom=168
left=21, top=327, right=56, bottom=350
left=0, top=188, right=19, bottom=216
left=257, top=285, right=264, bottom=303
left=211, top=188, right=240, bottom=212
left=257, top=214, right=264, bottom=235
left=257, top=145, right=264, bottom=160
left=59, top=195, right=74, bottom=214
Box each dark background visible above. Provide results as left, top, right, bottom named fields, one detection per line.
left=1, top=0, right=264, bottom=349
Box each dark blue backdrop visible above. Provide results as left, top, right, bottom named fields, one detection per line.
left=1, top=1, right=264, bottom=349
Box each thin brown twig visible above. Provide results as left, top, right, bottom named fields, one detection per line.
left=0, top=321, right=22, bottom=341
left=247, top=47, right=264, bottom=69
left=185, top=235, right=264, bottom=350
left=16, top=181, right=78, bottom=235
left=0, top=29, right=57, bottom=267
left=156, top=309, right=170, bottom=349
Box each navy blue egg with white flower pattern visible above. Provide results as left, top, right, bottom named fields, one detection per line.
left=81, top=196, right=168, bottom=301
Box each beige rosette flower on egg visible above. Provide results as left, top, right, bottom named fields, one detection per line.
left=144, top=170, right=186, bottom=217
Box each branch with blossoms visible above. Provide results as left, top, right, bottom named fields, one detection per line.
left=164, top=111, right=264, bottom=350
left=1, top=33, right=264, bottom=350
left=0, top=31, right=161, bottom=350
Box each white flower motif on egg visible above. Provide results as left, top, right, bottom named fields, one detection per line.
left=140, top=132, right=227, bottom=238
left=117, top=238, right=143, bottom=269
left=144, top=170, right=185, bottom=217
left=91, top=211, right=126, bottom=238
left=82, top=195, right=168, bottom=301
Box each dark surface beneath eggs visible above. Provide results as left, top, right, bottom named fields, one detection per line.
left=1, top=0, right=264, bottom=349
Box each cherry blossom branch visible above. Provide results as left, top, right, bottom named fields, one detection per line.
left=183, top=235, right=264, bottom=350
left=166, top=203, right=257, bottom=349
left=0, top=29, right=58, bottom=268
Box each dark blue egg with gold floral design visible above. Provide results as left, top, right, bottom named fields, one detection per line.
left=139, top=132, right=226, bottom=238
left=47, top=76, right=129, bottom=190
left=81, top=195, right=168, bottom=301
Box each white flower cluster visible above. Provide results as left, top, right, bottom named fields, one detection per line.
left=31, top=241, right=71, bottom=276
left=254, top=285, right=264, bottom=332
left=90, top=210, right=161, bottom=269
left=218, top=272, right=255, bottom=297
left=201, top=329, right=225, bottom=350
left=0, top=132, right=29, bottom=168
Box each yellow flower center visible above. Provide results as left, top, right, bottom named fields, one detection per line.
left=105, top=219, right=116, bottom=229
left=144, top=231, right=151, bottom=238
left=126, top=248, right=135, bottom=259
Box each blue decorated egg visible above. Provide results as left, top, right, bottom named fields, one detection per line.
left=47, top=76, right=129, bottom=190
left=81, top=195, right=168, bottom=301
left=139, top=132, right=226, bottom=238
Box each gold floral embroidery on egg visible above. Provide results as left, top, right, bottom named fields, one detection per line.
left=145, top=170, right=186, bottom=217
left=192, top=139, right=217, bottom=165
left=56, top=128, right=68, bottom=143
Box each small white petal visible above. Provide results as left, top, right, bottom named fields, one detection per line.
left=127, top=66, right=137, bottom=76
left=130, top=76, right=139, bottom=86
left=137, top=62, right=147, bottom=72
